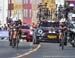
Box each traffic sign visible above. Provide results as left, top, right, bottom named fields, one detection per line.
left=0, top=30, right=9, bottom=38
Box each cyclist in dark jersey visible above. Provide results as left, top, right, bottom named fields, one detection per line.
left=59, top=21, right=67, bottom=46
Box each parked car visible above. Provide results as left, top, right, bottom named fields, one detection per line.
left=33, top=20, right=59, bottom=44
left=20, top=24, right=33, bottom=42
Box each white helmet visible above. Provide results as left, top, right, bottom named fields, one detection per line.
left=10, top=16, right=14, bottom=19
left=60, top=18, right=66, bottom=23
left=72, top=14, right=75, bottom=17
left=69, top=3, right=74, bottom=7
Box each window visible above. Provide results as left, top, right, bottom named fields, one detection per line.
left=26, top=0, right=28, bottom=4
left=8, top=0, right=10, bottom=4
left=8, top=10, right=10, bottom=17
left=21, top=25, right=30, bottom=29
left=23, top=9, right=25, bottom=17
left=29, top=9, right=32, bottom=18
left=11, top=10, right=14, bottom=16
left=24, top=0, right=28, bottom=4
left=11, top=0, right=14, bottom=3
left=23, top=9, right=28, bottom=18
left=30, top=0, right=32, bottom=4
left=26, top=9, right=28, bottom=17
left=39, top=22, right=59, bottom=27
left=51, top=0, right=55, bottom=3
left=16, top=0, right=22, bottom=4
left=36, top=0, right=40, bottom=4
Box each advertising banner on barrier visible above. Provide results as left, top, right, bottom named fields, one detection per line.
left=0, top=30, right=9, bottom=38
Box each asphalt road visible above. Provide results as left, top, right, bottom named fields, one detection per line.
left=0, top=40, right=36, bottom=58
left=0, top=39, right=75, bottom=58
left=22, top=43, right=75, bottom=58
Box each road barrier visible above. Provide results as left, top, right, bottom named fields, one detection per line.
left=0, top=30, right=9, bottom=39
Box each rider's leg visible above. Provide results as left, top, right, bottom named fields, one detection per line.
left=9, top=32, right=13, bottom=46
left=9, top=37, right=12, bottom=46
left=64, top=30, right=67, bottom=46
left=59, top=39, right=62, bottom=46
left=59, top=32, right=62, bottom=46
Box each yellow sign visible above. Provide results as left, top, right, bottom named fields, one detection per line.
left=48, top=35, right=57, bottom=39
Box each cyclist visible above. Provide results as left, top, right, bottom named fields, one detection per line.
left=59, top=16, right=67, bottom=46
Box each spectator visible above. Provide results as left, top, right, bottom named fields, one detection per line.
left=32, top=23, right=37, bottom=29
left=1, top=26, right=4, bottom=30
left=60, top=14, right=67, bottom=23
left=58, top=5, right=64, bottom=20
left=4, top=24, right=7, bottom=30
left=0, top=24, right=2, bottom=30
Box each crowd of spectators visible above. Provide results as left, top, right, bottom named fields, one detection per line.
left=0, top=24, right=7, bottom=30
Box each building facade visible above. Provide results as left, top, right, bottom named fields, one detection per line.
left=22, top=0, right=32, bottom=25
left=8, top=0, right=14, bottom=17
left=9, top=0, right=32, bottom=25
left=8, top=0, right=42, bottom=25
left=0, top=0, right=8, bottom=25
left=42, top=0, right=56, bottom=19
left=32, top=0, right=42, bottom=24
left=14, top=0, right=22, bottom=20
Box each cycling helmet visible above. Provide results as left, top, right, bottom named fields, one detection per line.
left=59, top=18, right=66, bottom=23
left=72, top=14, right=75, bottom=18
left=69, top=3, right=74, bottom=7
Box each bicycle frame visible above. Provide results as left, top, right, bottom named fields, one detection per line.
left=59, top=31, right=66, bottom=50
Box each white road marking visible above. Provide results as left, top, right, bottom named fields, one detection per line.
left=16, top=44, right=41, bottom=58
left=11, top=57, right=16, bottom=58
left=0, top=39, right=41, bottom=58
left=0, top=39, right=26, bottom=42
left=43, top=56, right=75, bottom=58
left=0, top=39, right=8, bottom=41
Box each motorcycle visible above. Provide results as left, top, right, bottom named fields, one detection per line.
left=68, top=29, right=75, bottom=47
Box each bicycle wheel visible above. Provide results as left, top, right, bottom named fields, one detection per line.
left=9, top=36, right=12, bottom=46
left=72, top=37, right=75, bottom=47
left=60, top=32, right=65, bottom=50
left=73, top=38, right=75, bottom=47
left=61, top=37, right=64, bottom=50
left=16, top=34, right=19, bottom=49
left=12, top=39, right=16, bottom=48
